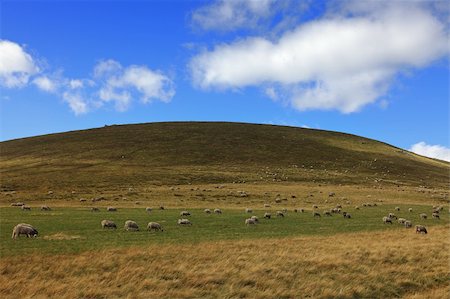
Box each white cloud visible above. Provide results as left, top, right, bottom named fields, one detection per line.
left=69, top=79, right=84, bottom=89
left=33, top=75, right=57, bottom=92
left=62, top=92, right=89, bottom=115
left=95, top=60, right=175, bottom=110
left=189, top=4, right=448, bottom=113
left=0, top=40, right=39, bottom=88
left=409, top=142, right=450, bottom=162
left=191, top=0, right=276, bottom=31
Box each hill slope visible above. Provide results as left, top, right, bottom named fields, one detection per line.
left=0, top=122, right=448, bottom=192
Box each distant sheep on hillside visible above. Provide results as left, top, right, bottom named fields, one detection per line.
left=12, top=223, right=38, bottom=239
left=180, top=211, right=191, bottom=216
left=214, top=208, right=222, bottom=214
left=101, top=220, right=117, bottom=229
left=420, top=213, right=427, bottom=219
left=415, top=225, right=427, bottom=234
left=106, top=207, right=117, bottom=212
left=383, top=216, right=392, bottom=224
left=124, top=220, right=139, bottom=231
left=204, top=209, right=211, bottom=214
left=264, top=212, right=271, bottom=219
left=147, top=222, right=163, bottom=232
left=245, top=218, right=256, bottom=225
left=245, top=208, right=253, bottom=213
left=313, top=212, right=321, bottom=218
left=178, top=219, right=192, bottom=225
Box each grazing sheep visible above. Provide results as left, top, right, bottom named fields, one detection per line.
left=12, top=223, right=38, bottom=239
left=336, top=204, right=342, bottom=209
left=313, top=212, right=321, bottom=218
left=299, top=208, right=305, bottom=213
left=159, top=206, right=165, bottom=210
left=388, top=213, right=397, bottom=220
left=101, top=220, right=117, bottom=229
left=245, top=218, right=256, bottom=225
left=397, top=218, right=406, bottom=224
left=145, top=207, right=152, bottom=213
left=180, top=211, right=191, bottom=217
left=329, top=192, right=335, bottom=197
left=245, top=208, right=253, bottom=213
left=264, top=212, right=271, bottom=219
left=204, top=208, right=212, bottom=214
left=264, top=204, right=271, bottom=208
left=91, top=207, right=99, bottom=212
left=214, top=208, right=222, bottom=214
left=383, top=216, right=392, bottom=224
left=324, top=211, right=332, bottom=217
left=404, top=220, right=412, bottom=228
left=21, top=205, right=31, bottom=211
left=276, top=211, right=285, bottom=217
left=251, top=216, right=259, bottom=223
left=432, top=212, right=440, bottom=219
left=147, top=222, right=163, bottom=232
left=106, top=207, right=117, bottom=212
left=41, top=205, right=51, bottom=211
left=415, top=225, right=427, bottom=234
left=312, top=205, right=318, bottom=209
left=11, top=202, right=24, bottom=207
left=355, top=206, right=360, bottom=210
left=178, top=219, right=192, bottom=225
left=342, top=211, right=347, bottom=217
left=395, top=207, right=400, bottom=211
left=408, top=208, right=413, bottom=212
left=79, top=198, right=87, bottom=202
left=281, top=208, right=288, bottom=213
left=419, top=213, right=427, bottom=219
left=275, top=198, right=282, bottom=203
left=344, top=213, right=351, bottom=219
left=124, top=220, right=139, bottom=231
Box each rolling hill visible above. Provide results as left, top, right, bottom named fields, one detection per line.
left=0, top=122, right=448, bottom=193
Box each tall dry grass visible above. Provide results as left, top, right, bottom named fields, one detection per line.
left=1, top=225, right=448, bottom=298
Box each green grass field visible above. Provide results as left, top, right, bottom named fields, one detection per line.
left=1, top=204, right=447, bottom=257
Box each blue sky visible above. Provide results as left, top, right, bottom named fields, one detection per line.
left=0, top=0, right=449, bottom=161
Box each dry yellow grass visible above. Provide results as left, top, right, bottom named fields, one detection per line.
left=1, top=225, right=448, bottom=298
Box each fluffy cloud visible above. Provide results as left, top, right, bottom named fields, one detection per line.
left=190, top=4, right=448, bottom=113
left=33, top=76, right=57, bottom=92
left=191, top=0, right=276, bottom=31
left=62, top=92, right=89, bottom=115
left=409, top=142, right=450, bottom=162
left=95, top=60, right=175, bottom=111
left=1, top=46, right=174, bottom=114
left=0, top=40, right=39, bottom=88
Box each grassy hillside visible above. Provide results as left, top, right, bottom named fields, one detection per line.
left=0, top=122, right=448, bottom=194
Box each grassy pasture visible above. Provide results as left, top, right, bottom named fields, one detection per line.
left=1, top=204, right=447, bottom=257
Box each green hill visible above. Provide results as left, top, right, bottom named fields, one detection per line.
left=0, top=122, right=448, bottom=193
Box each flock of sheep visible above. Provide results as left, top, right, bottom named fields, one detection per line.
left=10, top=201, right=443, bottom=239
left=381, top=205, right=444, bottom=234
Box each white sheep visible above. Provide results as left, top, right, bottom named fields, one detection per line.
left=419, top=213, right=427, bottom=219
left=214, top=208, right=222, bottom=214
left=12, top=223, right=38, bottom=239
left=383, top=216, right=392, bottom=224
left=101, top=220, right=117, bottom=229
left=245, top=208, right=253, bottom=213
left=178, top=219, right=192, bottom=225
left=415, top=225, right=427, bottom=234
left=245, top=218, right=256, bottom=225
left=264, top=212, right=271, bottom=219
left=204, top=208, right=212, bottom=214
left=124, top=220, right=139, bottom=231
left=180, top=211, right=191, bottom=216
left=147, top=222, right=163, bottom=231
left=106, top=207, right=117, bottom=212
